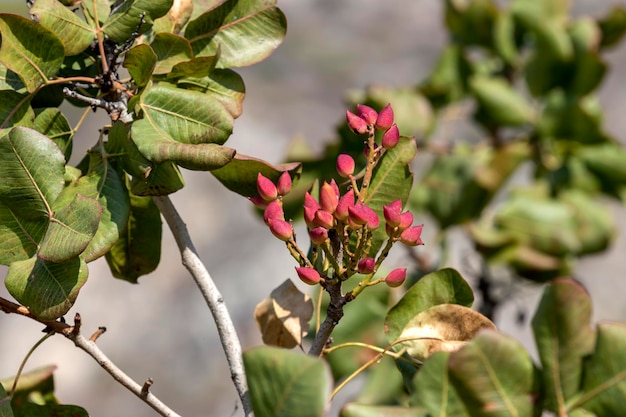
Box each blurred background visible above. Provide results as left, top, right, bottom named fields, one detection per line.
left=1, top=0, right=626, bottom=416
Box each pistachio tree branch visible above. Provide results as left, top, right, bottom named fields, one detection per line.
left=0, top=298, right=181, bottom=417
left=152, top=195, right=252, bottom=417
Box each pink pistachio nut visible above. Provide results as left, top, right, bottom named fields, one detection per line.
left=383, top=200, right=402, bottom=227
left=263, top=200, right=284, bottom=225
left=365, top=206, right=380, bottom=230
left=357, top=258, right=376, bottom=274
left=295, top=267, right=321, bottom=285
left=357, top=104, right=378, bottom=125
left=304, top=206, right=317, bottom=228
left=385, top=268, right=407, bottom=288
left=346, top=110, right=368, bottom=134
left=329, top=179, right=340, bottom=199
left=398, top=211, right=414, bottom=231
left=335, top=188, right=355, bottom=221
left=276, top=172, right=292, bottom=196
left=319, top=181, right=339, bottom=214
left=400, top=225, right=424, bottom=246
left=257, top=173, right=278, bottom=202
left=268, top=219, right=293, bottom=241
left=309, top=227, right=329, bottom=245
left=314, top=209, right=335, bottom=229
left=348, top=202, right=370, bottom=226
left=248, top=195, right=268, bottom=209
left=336, top=154, right=356, bottom=178
left=304, top=192, right=320, bottom=210
left=375, top=103, right=394, bottom=130
left=381, top=124, right=400, bottom=149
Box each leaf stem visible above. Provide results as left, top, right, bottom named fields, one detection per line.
left=152, top=195, right=252, bottom=417
left=9, top=331, right=54, bottom=396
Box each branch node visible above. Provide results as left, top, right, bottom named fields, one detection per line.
left=89, top=326, right=107, bottom=342
left=141, top=378, right=154, bottom=396
left=72, top=313, right=82, bottom=337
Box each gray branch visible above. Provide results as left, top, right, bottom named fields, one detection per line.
left=153, top=195, right=252, bottom=417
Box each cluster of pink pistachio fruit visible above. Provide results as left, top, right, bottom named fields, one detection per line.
left=251, top=103, right=423, bottom=292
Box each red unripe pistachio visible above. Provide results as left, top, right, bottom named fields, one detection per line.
left=400, top=225, right=424, bottom=246
left=329, top=179, right=340, bottom=199
left=375, top=103, right=394, bottom=130
left=364, top=205, right=380, bottom=230
left=314, top=209, right=335, bottom=229
left=309, top=227, right=329, bottom=245
left=248, top=195, right=268, bottom=209
left=263, top=200, right=284, bottom=225
left=383, top=200, right=402, bottom=227
left=357, top=104, right=378, bottom=125
left=295, top=267, right=321, bottom=285
left=319, top=181, right=339, bottom=214
left=304, top=206, right=317, bottom=228
left=335, top=188, right=355, bottom=221
left=348, top=202, right=369, bottom=225
left=336, top=154, right=355, bottom=178
left=385, top=268, right=407, bottom=288
left=268, top=219, right=293, bottom=241
left=257, top=173, right=278, bottom=202
left=398, top=211, right=414, bottom=231
left=276, top=172, right=292, bottom=196
left=381, top=124, right=400, bottom=149
left=357, top=258, right=376, bottom=274
left=304, top=192, right=320, bottom=210
left=346, top=110, right=368, bottom=134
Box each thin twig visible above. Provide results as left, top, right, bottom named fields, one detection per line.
left=153, top=195, right=253, bottom=417
left=0, top=297, right=181, bottom=417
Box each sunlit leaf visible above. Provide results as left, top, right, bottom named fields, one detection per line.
left=30, top=0, right=95, bottom=56
left=150, top=32, right=193, bottom=74
left=211, top=153, right=301, bottom=198
left=578, top=323, right=626, bottom=416
left=244, top=346, right=331, bottom=417
left=185, top=0, right=287, bottom=68
left=177, top=69, right=246, bottom=118
left=340, top=403, right=428, bottom=417
left=448, top=331, right=541, bottom=417
left=532, top=278, right=595, bottom=414
left=33, top=108, right=73, bottom=161
left=0, top=14, right=64, bottom=92
left=123, top=44, right=157, bottom=87
left=103, top=0, right=173, bottom=43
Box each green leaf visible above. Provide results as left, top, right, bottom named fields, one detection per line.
left=567, top=19, right=607, bottom=97
left=444, top=0, right=498, bottom=48
left=362, top=136, right=416, bottom=255
left=106, top=120, right=152, bottom=179
left=0, top=14, right=64, bottom=92
left=578, top=323, right=626, bottom=415
left=470, top=75, right=534, bottom=126
left=53, top=153, right=130, bottom=262
left=30, top=0, right=95, bottom=56
left=413, top=352, right=470, bottom=417
left=448, top=331, right=541, bottom=417
left=0, top=90, right=34, bottom=128
left=38, top=194, right=102, bottom=262
left=150, top=32, right=193, bottom=75
left=177, top=68, right=246, bottom=118
left=532, top=278, right=594, bottom=414
left=132, top=85, right=235, bottom=170
left=11, top=403, right=88, bottom=417
left=5, top=256, right=88, bottom=320
left=0, top=202, right=46, bottom=265
left=0, top=63, right=25, bottom=91
left=103, top=0, right=174, bottom=43
left=105, top=192, right=161, bottom=283
left=243, top=346, right=332, bottom=417
left=0, top=381, right=13, bottom=417
left=211, top=153, right=301, bottom=198
left=123, top=44, right=157, bottom=88
left=130, top=161, right=185, bottom=196
left=385, top=268, right=474, bottom=345
left=0, top=127, right=65, bottom=221
left=33, top=108, right=73, bottom=161
left=598, top=5, right=626, bottom=49
left=418, top=45, right=472, bottom=108
left=185, top=0, right=287, bottom=68
left=340, top=403, right=428, bottom=417
left=168, top=55, right=218, bottom=79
